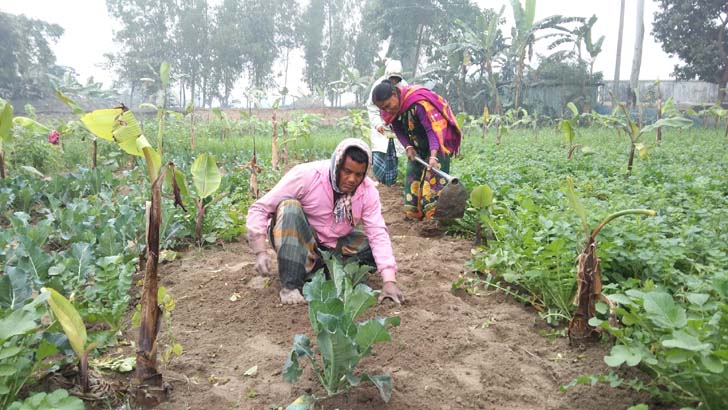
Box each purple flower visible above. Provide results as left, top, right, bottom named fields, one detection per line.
left=48, top=130, right=60, bottom=145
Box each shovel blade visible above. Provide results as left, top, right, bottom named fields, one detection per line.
left=434, top=181, right=468, bottom=220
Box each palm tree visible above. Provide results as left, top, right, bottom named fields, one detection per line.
left=629, top=0, right=645, bottom=107
left=448, top=7, right=508, bottom=114
left=613, top=0, right=626, bottom=98
left=508, top=0, right=583, bottom=110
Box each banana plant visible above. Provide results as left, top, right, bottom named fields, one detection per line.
left=597, top=92, right=693, bottom=173
left=138, top=62, right=171, bottom=156
left=82, top=104, right=185, bottom=406
left=190, top=153, right=223, bottom=245
left=0, top=99, right=13, bottom=179
left=42, top=287, right=99, bottom=393
left=211, top=107, right=232, bottom=140
left=560, top=102, right=582, bottom=159
left=562, top=177, right=656, bottom=344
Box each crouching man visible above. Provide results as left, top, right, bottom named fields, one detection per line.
left=245, top=138, right=404, bottom=305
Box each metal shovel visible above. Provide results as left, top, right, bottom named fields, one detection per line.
left=413, top=156, right=468, bottom=219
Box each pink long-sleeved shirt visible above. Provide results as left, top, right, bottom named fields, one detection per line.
left=245, top=160, right=397, bottom=282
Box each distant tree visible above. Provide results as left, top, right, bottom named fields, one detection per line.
left=106, top=0, right=177, bottom=107
left=0, top=12, right=64, bottom=99
left=652, top=0, right=728, bottom=102
left=299, top=0, right=326, bottom=92
left=174, top=0, right=210, bottom=108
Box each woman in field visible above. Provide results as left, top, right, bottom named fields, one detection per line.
left=372, top=80, right=462, bottom=220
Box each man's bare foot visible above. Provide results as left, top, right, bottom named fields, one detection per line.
left=280, top=288, right=306, bottom=305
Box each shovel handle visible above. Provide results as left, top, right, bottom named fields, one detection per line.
left=413, top=156, right=458, bottom=184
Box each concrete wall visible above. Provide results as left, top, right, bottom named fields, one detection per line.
left=599, top=80, right=723, bottom=105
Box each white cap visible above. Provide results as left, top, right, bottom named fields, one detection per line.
left=384, top=59, right=403, bottom=80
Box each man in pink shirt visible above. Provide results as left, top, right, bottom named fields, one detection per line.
left=246, top=138, right=404, bottom=305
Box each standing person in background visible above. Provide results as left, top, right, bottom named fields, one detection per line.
left=372, top=81, right=462, bottom=221
left=366, top=60, right=407, bottom=186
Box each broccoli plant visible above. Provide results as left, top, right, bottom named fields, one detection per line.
left=283, top=255, right=400, bottom=408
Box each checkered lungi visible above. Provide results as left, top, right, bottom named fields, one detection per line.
left=371, top=138, right=398, bottom=186
left=269, top=199, right=375, bottom=289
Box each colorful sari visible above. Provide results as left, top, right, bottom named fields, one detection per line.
left=384, top=86, right=461, bottom=219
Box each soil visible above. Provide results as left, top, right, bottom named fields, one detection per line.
left=146, top=183, right=652, bottom=410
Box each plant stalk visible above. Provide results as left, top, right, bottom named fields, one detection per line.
left=591, top=209, right=656, bottom=239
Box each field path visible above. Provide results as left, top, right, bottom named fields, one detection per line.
left=154, top=182, right=647, bottom=410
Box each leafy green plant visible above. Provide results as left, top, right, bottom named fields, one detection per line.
left=7, top=389, right=84, bottom=410
left=42, top=287, right=99, bottom=393
left=589, top=284, right=728, bottom=409
left=598, top=93, right=693, bottom=173
left=559, top=102, right=581, bottom=159
left=562, top=177, right=656, bottom=343
left=282, top=256, right=400, bottom=408
left=190, top=153, right=224, bottom=245
left=0, top=98, right=14, bottom=179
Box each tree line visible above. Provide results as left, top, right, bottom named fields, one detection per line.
left=2, top=0, right=726, bottom=114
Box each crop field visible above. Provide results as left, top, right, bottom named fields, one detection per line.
left=0, top=99, right=727, bottom=410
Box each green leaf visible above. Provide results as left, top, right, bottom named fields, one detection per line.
left=0, top=98, right=14, bottom=142
left=359, top=373, right=394, bottom=402
left=643, top=292, right=687, bottom=329
left=191, top=153, right=221, bottom=199
left=563, top=177, right=588, bottom=238
left=13, top=117, right=50, bottom=134
left=159, top=62, right=170, bottom=88
left=283, top=335, right=312, bottom=383
left=112, top=110, right=143, bottom=156
left=355, top=319, right=393, bottom=355
left=55, top=91, right=85, bottom=116
left=700, top=354, right=725, bottom=374
left=0, top=308, right=39, bottom=341
left=43, top=287, right=87, bottom=358
left=286, top=394, right=315, bottom=410
left=0, top=346, right=22, bottom=360
left=303, top=272, right=336, bottom=303
left=627, top=405, right=649, bottom=410
left=7, top=389, right=84, bottom=410
left=661, top=330, right=710, bottom=351
left=318, top=328, right=358, bottom=392
left=686, top=293, right=710, bottom=306
left=604, top=345, right=641, bottom=367
left=136, top=134, right=161, bottom=183
left=343, top=284, right=376, bottom=320
left=470, top=185, right=494, bottom=209
left=0, top=364, right=18, bottom=376
left=80, top=108, right=122, bottom=141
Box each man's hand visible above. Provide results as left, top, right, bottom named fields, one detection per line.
left=378, top=281, right=404, bottom=304
left=254, top=252, right=271, bottom=275
left=405, top=146, right=416, bottom=161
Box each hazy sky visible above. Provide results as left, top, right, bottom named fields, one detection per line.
left=2, top=0, right=682, bottom=95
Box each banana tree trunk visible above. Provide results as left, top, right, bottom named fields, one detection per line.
left=272, top=107, right=279, bottom=170
left=627, top=142, right=636, bottom=173
left=92, top=139, right=97, bottom=169
left=134, top=169, right=168, bottom=407
left=0, top=149, right=5, bottom=179
left=195, top=199, right=205, bottom=246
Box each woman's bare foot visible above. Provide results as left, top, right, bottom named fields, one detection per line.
left=280, top=288, right=306, bottom=304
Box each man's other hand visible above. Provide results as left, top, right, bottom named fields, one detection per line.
left=378, top=281, right=404, bottom=304
left=255, top=252, right=271, bottom=275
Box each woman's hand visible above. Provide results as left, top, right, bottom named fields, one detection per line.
left=406, top=146, right=416, bottom=161
left=428, top=156, right=440, bottom=169
left=378, top=281, right=404, bottom=304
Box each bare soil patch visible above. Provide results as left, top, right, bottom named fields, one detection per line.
left=149, top=183, right=652, bottom=410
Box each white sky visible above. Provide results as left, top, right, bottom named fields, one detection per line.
left=2, top=0, right=682, bottom=99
